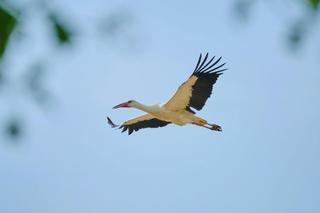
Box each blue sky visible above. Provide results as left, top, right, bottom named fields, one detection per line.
left=1, top=0, right=320, bottom=212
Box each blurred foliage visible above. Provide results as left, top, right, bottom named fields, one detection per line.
left=232, top=0, right=320, bottom=51
left=309, top=0, right=320, bottom=10
left=97, top=9, right=137, bottom=49
left=99, top=10, right=133, bottom=37
left=232, top=0, right=254, bottom=22
left=49, top=14, right=73, bottom=45
left=0, top=4, right=17, bottom=59
left=0, top=0, right=135, bottom=143
left=25, top=61, right=51, bottom=105
left=287, top=19, right=307, bottom=50
left=0, top=65, right=3, bottom=85
left=4, top=118, right=22, bottom=140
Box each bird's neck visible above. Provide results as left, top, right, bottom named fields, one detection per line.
left=133, top=102, right=154, bottom=113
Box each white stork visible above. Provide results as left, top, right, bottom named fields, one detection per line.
left=107, top=53, right=227, bottom=135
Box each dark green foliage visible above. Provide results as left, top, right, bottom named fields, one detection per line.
left=309, top=0, right=319, bottom=10
left=0, top=5, right=17, bottom=59
left=49, top=14, right=72, bottom=45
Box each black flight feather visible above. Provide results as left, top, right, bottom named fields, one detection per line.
left=119, top=118, right=171, bottom=135
left=187, top=53, right=227, bottom=111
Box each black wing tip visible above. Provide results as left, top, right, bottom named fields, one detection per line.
left=215, top=68, right=228, bottom=75
left=193, top=53, right=227, bottom=75
left=107, top=117, right=133, bottom=135
left=107, top=116, right=119, bottom=128
left=119, top=125, right=136, bottom=135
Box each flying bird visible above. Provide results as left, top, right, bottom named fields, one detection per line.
left=108, top=53, right=227, bottom=135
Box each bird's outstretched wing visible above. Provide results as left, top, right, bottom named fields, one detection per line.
left=108, top=115, right=170, bottom=135
left=164, top=53, right=227, bottom=113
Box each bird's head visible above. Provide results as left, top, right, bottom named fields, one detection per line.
left=113, top=100, right=137, bottom=109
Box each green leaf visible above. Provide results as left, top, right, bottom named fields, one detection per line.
left=49, top=14, right=72, bottom=45
left=0, top=5, right=17, bottom=59
left=308, top=0, right=319, bottom=10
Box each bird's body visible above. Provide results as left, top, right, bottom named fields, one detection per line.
left=126, top=102, right=200, bottom=125
left=108, top=53, right=227, bottom=135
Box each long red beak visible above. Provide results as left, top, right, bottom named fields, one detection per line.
left=113, top=102, right=129, bottom=109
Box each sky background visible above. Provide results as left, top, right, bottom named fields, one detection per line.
left=1, top=0, right=320, bottom=212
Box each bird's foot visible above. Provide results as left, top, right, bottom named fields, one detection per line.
left=209, top=124, right=222, bottom=131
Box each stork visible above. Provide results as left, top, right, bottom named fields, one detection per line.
left=107, top=53, right=227, bottom=135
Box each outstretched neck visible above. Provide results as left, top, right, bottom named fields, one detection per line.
left=132, top=101, right=154, bottom=113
